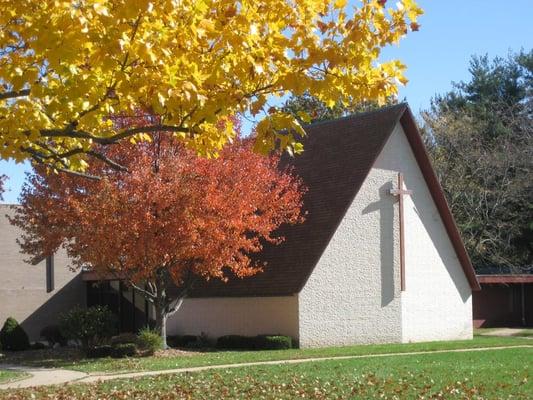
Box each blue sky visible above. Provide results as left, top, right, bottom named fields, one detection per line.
left=1, top=0, right=532, bottom=204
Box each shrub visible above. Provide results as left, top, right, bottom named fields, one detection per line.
left=254, top=335, right=292, bottom=350
left=30, top=342, right=47, bottom=350
left=0, top=317, right=30, bottom=351
left=198, top=332, right=211, bottom=347
left=215, top=335, right=293, bottom=350
left=40, top=325, right=67, bottom=347
left=216, top=335, right=255, bottom=350
left=111, top=343, right=137, bottom=358
left=86, top=345, right=113, bottom=359
left=137, top=327, right=163, bottom=355
left=59, top=306, right=117, bottom=350
left=167, top=335, right=197, bottom=348
left=110, top=333, right=138, bottom=346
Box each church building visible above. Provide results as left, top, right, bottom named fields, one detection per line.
left=167, top=103, right=480, bottom=347
left=1, top=104, right=480, bottom=347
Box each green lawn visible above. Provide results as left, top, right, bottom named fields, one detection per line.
left=1, top=335, right=531, bottom=374
left=3, top=346, right=531, bottom=399
left=0, top=370, right=28, bottom=384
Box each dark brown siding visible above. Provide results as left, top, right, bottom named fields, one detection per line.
left=473, top=283, right=533, bottom=327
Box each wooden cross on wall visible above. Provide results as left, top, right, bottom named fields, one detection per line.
left=390, top=173, right=412, bottom=291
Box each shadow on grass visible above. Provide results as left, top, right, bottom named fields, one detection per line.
left=0, top=347, right=86, bottom=369
left=0, top=346, right=221, bottom=369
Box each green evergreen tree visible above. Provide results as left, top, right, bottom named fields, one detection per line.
left=281, top=92, right=396, bottom=124
left=424, top=50, right=532, bottom=270
left=0, top=317, right=30, bottom=351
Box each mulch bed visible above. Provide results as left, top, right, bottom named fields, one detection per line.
left=153, top=348, right=198, bottom=358
left=1, top=346, right=201, bottom=368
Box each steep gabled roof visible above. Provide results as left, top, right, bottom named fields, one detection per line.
left=188, top=103, right=480, bottom=297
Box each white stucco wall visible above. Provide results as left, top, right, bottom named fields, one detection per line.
left=298, top=123, right=473, bottom=348
left=167, top=296, right=299, bottom=341
left=373, top=125, right=473, bottom=342
left=298, top=144, right=403, bottom=348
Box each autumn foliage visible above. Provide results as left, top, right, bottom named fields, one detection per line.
left=0, top=0, right=422, bottom=173
left=12, top=127, right=305, bottom=344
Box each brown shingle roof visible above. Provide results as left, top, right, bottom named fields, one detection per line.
left=188, top=103, right=479, bottom=297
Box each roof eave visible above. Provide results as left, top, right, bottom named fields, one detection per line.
left=477, top=274, right=533, bottom=284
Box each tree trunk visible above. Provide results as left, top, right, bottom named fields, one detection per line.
left=155, top=299, right=168, bottom=350
left=154, top=303, right=168, bottom=350
left=152, top=270, right=193, bottom=351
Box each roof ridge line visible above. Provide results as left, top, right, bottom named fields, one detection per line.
left=303, top=103, right=408, bottom=129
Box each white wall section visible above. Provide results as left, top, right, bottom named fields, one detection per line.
left=298, top=143, right=403, bottom=348
left=373, top=125, right=473, bottom=342
left=167, top=296, right=299, bottom=340
left=297, top=122, right=473, bottom=347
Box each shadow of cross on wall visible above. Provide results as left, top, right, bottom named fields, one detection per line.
left=362, top=180, right=397, bottom=308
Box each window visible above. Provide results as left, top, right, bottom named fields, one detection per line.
left=46, top=255, right=54, bottom=292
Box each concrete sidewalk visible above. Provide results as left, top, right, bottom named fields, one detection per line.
left=0, top=364, right=87, bottom=389
left=477, top=328, right=533, bottom=338
left=1, top=344, right=532, bottom=390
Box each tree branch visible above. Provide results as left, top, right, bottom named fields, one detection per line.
left=130, top=281, right=157, bottom=302
left=86, top=150, right=128, bottom=172
left=22, top=144, right=128, bottom=176
left=110, top=261, right=158, bottom=301
left=40, top=124, right=190, bottom=145
left=167, top=271, right=198, bottom=315
left=0, top=88, right=30, bottom=100
left=52, top=167, right=103, bottom=181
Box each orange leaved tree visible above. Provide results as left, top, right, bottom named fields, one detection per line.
left=11, top=130, right=305, bottom=347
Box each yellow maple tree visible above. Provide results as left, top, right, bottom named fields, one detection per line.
left=0, top=0, right=422, bottom=174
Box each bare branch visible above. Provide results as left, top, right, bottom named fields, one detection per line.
left=22, top=144, right=128, bottom=175
left=52, top=167, right=103, bottom=181
left=167, top=296, right=185, bottom=316
left=86, top=150, right=128, bottom=172
left=130, top=281, right=157, bottom=302
left=167, top=272, right=198, bottom=315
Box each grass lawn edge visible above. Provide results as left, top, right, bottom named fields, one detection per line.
left=0, top=370, right=30, bottom=385
left=16, top=334, right=532, bottom=374
left=2, top=345, right=531, bottom=399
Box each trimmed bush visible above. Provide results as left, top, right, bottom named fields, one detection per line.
left=40, top=325, right=67, bottom=347
left=167, top=335, right=198, bottom=348
left=137, top=327, right=163, bottom=355
left=110, top=333, right=138, bottom=346
left=0, top=317, right=30, bottom=351
left=30, top=342, right=47, bottom=350
left=88, top=341, right=137, bottom=359
left=111, top=343, right=137, bottom=358
left=216, top=335, right=255, bottom=350
left=198, top=332, right=211, bottom=348
left=255, top=335, right=292, bottom=350
left=216, top=335, right=293, bottom=350
left=59, top=306, right=117, bottom=350
left=86, top=345, right=113, bottom=359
